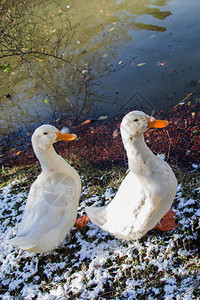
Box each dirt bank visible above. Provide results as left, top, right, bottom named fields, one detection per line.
left=1, top=101, right=200, bottom=170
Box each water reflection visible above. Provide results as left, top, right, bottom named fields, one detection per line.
left=132, top=23, right=166, bottom=32
left=0, top=60, right=89, bottom=147
left=0, top=0, right=172, bottom=141
left=1, top=0, right=200, bottom=150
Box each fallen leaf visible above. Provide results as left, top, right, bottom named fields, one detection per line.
left=137, top=62, right=146, bottom=67
left=82, top=119, right=91, bottom=125
left=113, top=128, right=120, bottom=138
left=74, top=215, right=90, bottom=230
left=157, top=61, right=165, bottom=66
left=97, top=116, right=108, bottom=121
left=154, top=209, right=178, bottom=231
left=108, top=27, right=115, bottom=32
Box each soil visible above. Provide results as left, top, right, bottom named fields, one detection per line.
left=1, top=101, right=200, bottom=170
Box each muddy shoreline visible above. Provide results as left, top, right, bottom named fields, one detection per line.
left=1, top=101, right=200, bottom=170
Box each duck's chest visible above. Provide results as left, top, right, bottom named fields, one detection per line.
left=129, top=158, right=176, bottom=196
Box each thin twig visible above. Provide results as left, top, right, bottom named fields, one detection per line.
left=161, top=86, right=200, bottom=119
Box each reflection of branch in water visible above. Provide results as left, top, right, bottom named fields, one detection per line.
left=148, top=0, right=170, bottom=8
left=1, top=50, right=90, bottom=114
left=25, top=59, right=74, bottom=115
left=140, top=7, right=172, bottom=20
left=0, top=0, right=173, bottom=147
left=132, top=22, right=166, bottom=32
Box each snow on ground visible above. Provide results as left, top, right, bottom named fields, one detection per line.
left=0, top=176, right=199, bottom=299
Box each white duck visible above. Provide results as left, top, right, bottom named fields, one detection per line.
left=85, top=111, right=177, bottom=240
left=7, top=124, right=81, bottom=253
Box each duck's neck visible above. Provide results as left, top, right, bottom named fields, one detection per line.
left=33, top=145, right=66, bottom=172
left=123, top=133, right=154, bottom=173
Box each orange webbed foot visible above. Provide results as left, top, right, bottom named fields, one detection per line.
left=74, top=215, right=91, bottom=230
left=154, top=209, right=178, bottom=231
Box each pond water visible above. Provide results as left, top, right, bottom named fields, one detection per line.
left=0, top=0, right=200, bottom=148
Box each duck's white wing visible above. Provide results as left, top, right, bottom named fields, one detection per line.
left=104, top=197, right=161, bottom=240
left=86, top=167, right=175, bottom=240
left=8, top=171, right=81, bottom=251
left=8, top=180, right=49, bottom=250
left=86, top=171, right=146, bottom=233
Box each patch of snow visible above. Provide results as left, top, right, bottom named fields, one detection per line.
left=0, top=175, right=199, bottom=299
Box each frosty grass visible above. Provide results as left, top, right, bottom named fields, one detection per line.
left=0, top=172, right=199, bottom=299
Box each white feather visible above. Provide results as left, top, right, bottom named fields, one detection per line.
left=7, top=124, right=81, bottom=253
left=86, top=111, right=177, bottom=241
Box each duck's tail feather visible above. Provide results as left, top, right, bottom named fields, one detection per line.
left=7, top=236, right=37, bottom=251
left=85, top=206, right=107, bottom=228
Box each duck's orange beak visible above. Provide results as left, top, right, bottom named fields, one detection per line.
left=147, top=116, right=168, bottom=128
left=56, top=131, right=77, bottom=141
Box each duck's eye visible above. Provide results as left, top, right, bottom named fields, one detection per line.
left=43, top=132, right=48, bottom=135
left=133, top=119, right=139, bottom=122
